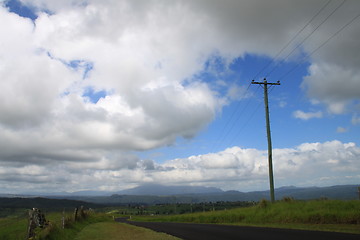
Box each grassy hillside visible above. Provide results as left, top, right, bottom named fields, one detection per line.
left=1, top=199, right=359, bottom=238
left=42, top=212, right=176, bottom=240
left=0, top=197, right=103, bottom=212
left=133, top=199, right=360, bottom=234
left=0, top=209, right=180, bottom=240
left=0, top=216, right=28, bottom=240
left=61, top=184, right=360, bottom=205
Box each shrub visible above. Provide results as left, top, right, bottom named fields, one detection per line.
left=282, top=196, right=294, bottom=202
left=258, top=199, right=268, bottom=208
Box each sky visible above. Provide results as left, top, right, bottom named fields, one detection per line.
left=0, top=0, right=359, bottom=194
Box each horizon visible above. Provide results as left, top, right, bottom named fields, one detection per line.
left=0, top=0, right=359, bottom=194
left=2, top=183, right=359, bottom=196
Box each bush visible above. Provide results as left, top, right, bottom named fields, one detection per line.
left=258, top=199, right=268, bottom=208
left=282, top=196, right=294, bottom=202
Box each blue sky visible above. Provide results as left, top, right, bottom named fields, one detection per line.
left=139, top=53, right=356, bottom=161
left=0, top=0, right=359, bottom=193
left=3, top=0, right=37, bottom=19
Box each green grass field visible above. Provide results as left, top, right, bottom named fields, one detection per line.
left=133, top=199, right=360, bottom=234
left=0, top=216, right=28, bottom=240
left=1, top=199, right=359, bottom=239
left=0, top=210, right=180, bottom=240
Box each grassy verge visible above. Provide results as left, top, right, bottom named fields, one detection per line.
left=133, top=199, right=360, bottom=234
left=40, top=211, right=181, bottom=239
left=74, top=222, right=181, bottom=240
left=38, top=212, right=111, bottom=240
left=1, top=210, right=179, bottom=240
left=0, top=216, right=28, bottom=240
left=0, top=210, right=104, bottom=240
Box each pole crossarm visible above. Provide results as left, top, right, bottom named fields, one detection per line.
left=251, top=78, right=280, bottom=203
left=252, top=79, right=281, bottom=86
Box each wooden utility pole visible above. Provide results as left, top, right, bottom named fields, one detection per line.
left=252, top=78, right=280, bottom=203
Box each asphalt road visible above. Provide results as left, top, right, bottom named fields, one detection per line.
left=115, top=218, right=360, bottom=240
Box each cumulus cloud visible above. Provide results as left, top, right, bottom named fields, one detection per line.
left=157, top=140, right=360, bottom=190
left=293, top=110, right=323, bottom=120
left=11, top=0, right=360, bottom=116
left=302, top=63, right=360, bottom=114
left=1, top=0, right=359, bottom=192
left=300, top=0, right=360, bottom=113
left=336, top=127, right=348, bottom=133
left=0, top=1, right=229, bottom=165
left=0, top=0, right=307, bottom=166
left=1, top=140, right=359, bottom=192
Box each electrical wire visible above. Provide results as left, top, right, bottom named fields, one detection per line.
left=278, top=10, right=360, bottom=82
left=210, top=83, right=260, bottom=151
left=266, top=0, right=347, bottom=78
left=252, top=0, right=333, bottom=81
left=226, top=99, right=263, bottom=149
left=221, top=0, right=336, bottom=149
left=212, top=0, right=353, bottom=151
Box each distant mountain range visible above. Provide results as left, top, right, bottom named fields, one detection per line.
left=116, top=184, right=223, bottom=196
left=91, top=184, right=359, bottom=205
left=0, top=184, right=223, bottom=197
left=0, top=197, right=103, bottom=211
left=1, top=184, right=358, bottom=206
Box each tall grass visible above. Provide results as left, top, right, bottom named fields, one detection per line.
left=135, top=199, right=360, bottom=225
left=37, top=212, right=111, bottom=240
left=0, top=216, right=28, bottom=240
left=0, top=209, right=112, bottom=240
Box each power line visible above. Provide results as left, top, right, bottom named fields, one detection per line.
left=266, top=0, right=347, bottom=78
left=219, top=85, right=258, bottom=144
left=278, top=10, right=360, bottom=82
left=252, top=0, right=333, bottom=81
left=226, top=99, right=262, bottom=148
left=211, top=83, right=260, bottom=151
left=219, top=82, right=252, bottom=136
left=211, top=0, right=349, bottom=152
left=216, top=0, right=336, bottom=150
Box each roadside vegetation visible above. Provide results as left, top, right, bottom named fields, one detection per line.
left=0, top=209, right=179, bottom=240
left=0, top=215, right=28, bottom=240
left=1, top=198, right=359, bottom=239
left=0, top=209, right=108, bottom=240
left=133, top=199, right=360, bottom=234
left=109, top=201, right=254, bottom=215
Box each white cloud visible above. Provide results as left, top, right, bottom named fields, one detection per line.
left=2, top=0, right=314, bottom=168
left=293, top=110, right=323, bottom=120
left=336, top=127, right=348, bottom=133
left=302, top=63, right=360, bottom=114
left=300, top=0, right=360, bottom=113
left=0, top=2, right=231, bottom=161
left=15, top=0, right=360, bottom=114
left=279, top=101, right=287, bottom=108
left=227, top=84, right=252, bottom=101
left=1, top=140, right=359, bottom=193
left=1, top=1, right=360, bottom=193
left=352, top=115, right=360, bottom=125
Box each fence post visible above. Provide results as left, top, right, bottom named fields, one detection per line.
left=80, top=206, right=85, bottom=218
left=26, top=208, right=47, bottom=239
left=26, top=209, right=36, bottom=239
left=62, top=208, right=65, bottom=229
left=74, top=207, right=78, bottom=221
